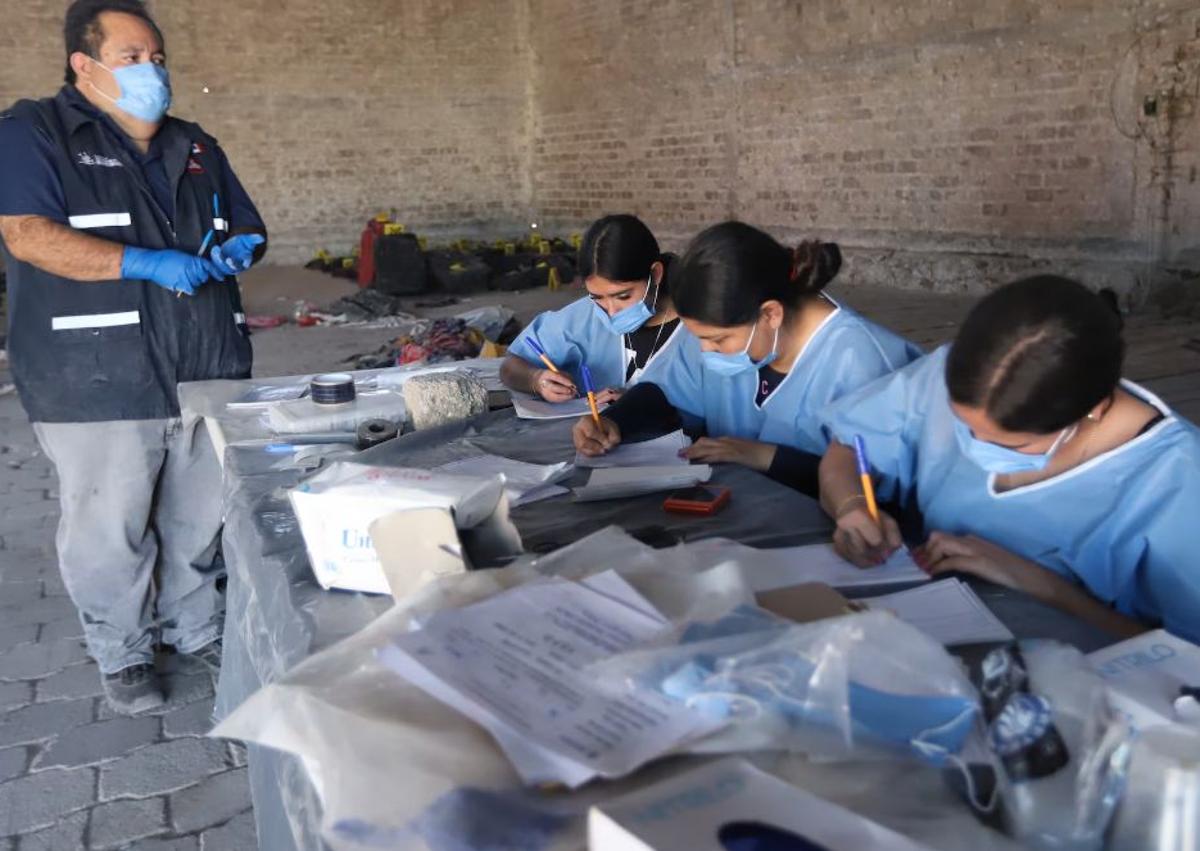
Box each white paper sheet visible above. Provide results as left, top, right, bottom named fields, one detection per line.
left=433, top=455, right=572, bottom=507
left=863, top=579, right=1013, bottom=646
left=572, top=465, right=712, bottom=502
left=575, top=430, right=692, bottom=468
left=376, top=574, right=721, bottom=787
left=681, top=539, right=930, bottom=592
left=510, top=392, right=607, bottom=421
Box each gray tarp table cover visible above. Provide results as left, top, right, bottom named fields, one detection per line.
left=198, top=384, right=1113, bottom=851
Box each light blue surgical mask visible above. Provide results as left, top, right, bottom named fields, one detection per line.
left=92, top=60, right=172, bottom=123
left=952, top=416, right=1077, bottom=475
left=599, top=273, right=658, bottom=335
left=700, top=320, right=779, bottom=377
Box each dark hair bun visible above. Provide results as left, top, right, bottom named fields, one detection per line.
left=791, top=241, right=843, bottom=293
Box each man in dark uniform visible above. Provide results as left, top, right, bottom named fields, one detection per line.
left=0, top=0, right=266, bottom=713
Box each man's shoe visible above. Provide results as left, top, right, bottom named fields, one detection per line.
left=103, top=663, right=165, bottom=715
left=188, top=638, right=223, bottom=678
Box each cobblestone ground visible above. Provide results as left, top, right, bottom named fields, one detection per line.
left=0, top=355, right=256, bottom=850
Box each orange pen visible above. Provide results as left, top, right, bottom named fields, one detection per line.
left=581, top=364, right=601, bottom=425
left=853, top=435, right=880, bottom=523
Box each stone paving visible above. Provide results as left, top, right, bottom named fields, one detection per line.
left=0, top=355, right=255, bottom=850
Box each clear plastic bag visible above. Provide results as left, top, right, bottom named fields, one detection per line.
left=972, top=641, right=1133, bottom=851
left=588, top=607, right=980, bottom=764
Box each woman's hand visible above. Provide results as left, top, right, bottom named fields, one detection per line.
left=573, top=416, right=622, bottom=456
left=594, top=388, right=623, bottom=405
left=534, top=369, right=577, bottom=403
left=832, top=502, right=903, bottom=567
left=912, top=532, right=1032, bottom=590
left=684, top=437, right=776, bottom=472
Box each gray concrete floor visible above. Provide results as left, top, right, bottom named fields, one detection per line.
left=1, top=268, right=1198, bottom=850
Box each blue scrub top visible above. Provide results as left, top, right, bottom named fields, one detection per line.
left=823, top=346, right=1200, bottom=644
left=509, top=296, right=686, bottom=390
left=643, top=301, right=923, bottom=455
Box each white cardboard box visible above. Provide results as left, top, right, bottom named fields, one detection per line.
left=588, top=758, right=933, bottom=851
left=1087, top=629, right=1200, bottom=729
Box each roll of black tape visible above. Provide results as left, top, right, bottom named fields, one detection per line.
left=356, top=418, right=399, bottom=450
left=310, top=373, right=356, bottom=406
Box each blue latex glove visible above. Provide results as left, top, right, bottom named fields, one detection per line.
left=210, top=234, right=265, bottom=273
left=121, top=247, right=227, bottom=295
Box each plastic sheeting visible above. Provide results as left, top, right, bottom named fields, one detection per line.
left=201, top=390, right=1116, bottom=851
left=214, top=527, right=1030, bottom=851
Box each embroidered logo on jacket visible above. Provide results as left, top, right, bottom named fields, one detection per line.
left=77, top=152, right=123, bottom=168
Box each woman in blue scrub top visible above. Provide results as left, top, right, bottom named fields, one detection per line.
left=500, top=214, right=685, bottom=403
left=820, top=275, right=1200, bottom=643
left=574, top=221, right=921, bottom=494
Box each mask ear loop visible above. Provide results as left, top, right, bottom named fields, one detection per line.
left=910, top=707, right=998, bottom=815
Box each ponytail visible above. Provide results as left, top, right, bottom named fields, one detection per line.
left=789, top=240, right=843, bottom=294
left=673, top=221, right=842, bottom=326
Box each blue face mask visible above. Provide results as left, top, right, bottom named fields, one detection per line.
left=598, top=274, right=658, bottom=335
left=952, top=416, right=1077, bottom=475
left=701, top=320, right=779, bottom=377
left=92, top=60, right=172, bottom=123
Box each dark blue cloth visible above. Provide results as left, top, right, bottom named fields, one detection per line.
left=0, top=86, right=263, bottom=232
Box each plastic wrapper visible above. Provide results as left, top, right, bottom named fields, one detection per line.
left=970, top=641, right=1133, bottom=851
left=212, top=525, right=1024, bottom=851
left=588, top=607, right=980, bottom=764
left=267, top=390, right=408, bottom=435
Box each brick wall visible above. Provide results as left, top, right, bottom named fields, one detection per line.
left=0, top=0, right=532, bottom=264
left=2, top=0, right=1197, bottom=295
left=528, top=0, right=1200, bottom=299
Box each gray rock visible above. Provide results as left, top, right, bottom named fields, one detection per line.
left=0, top=696, right=93, bottom=747
left=35, top=715, right=159, bottom=768
left=0, top=637, right=88, bottom=684
left=402, top=372, right=489, bottom=431
left=128, top=838, right=199, bottom=851
left=162, top=699, right=217, bottom=738
left=89, top=796, right=167, bottom=848
left=169, top=767, right=251, bottom=833
left=0, top=745, right=26, bottom=783
left=0, top=580, right=42, bottom=606
left=12, top=808, right=88, bottom=851
left=199, top=808, right=257, bottom=851
left=0, top=680, right=32, bottom=714
left=39, top=615, right=85, bottom=642
left=0, top=623, right=38, bottom=652
left=36, top=661, right=104, bottom=701
left=0, top=596, right=80, bottom=631
left=99, top=737, right=229, bottom=800
left=0, top=766, right=94, bottom=834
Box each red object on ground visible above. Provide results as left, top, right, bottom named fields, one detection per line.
left=357, top=219, right=387, bottom=288
left=245, top=315, right=288, bottom=329
left=296, top=315, right=320, bottom=327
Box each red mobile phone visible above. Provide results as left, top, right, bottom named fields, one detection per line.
left=663, top=486, right=731, bottom=516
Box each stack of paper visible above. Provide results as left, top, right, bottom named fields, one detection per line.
left=575, top=430, right=692, bottom=468
left=683, top=539, right=929, bottom=592
left=511, top=392, right=607, bottom=421
left=573, top=464, right=712, bottom=502
left=376, top=572, right=723, bottom=787
left=433, top=455, right=572, bottom=507
left=863, top=579, right=1013, bottom=646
